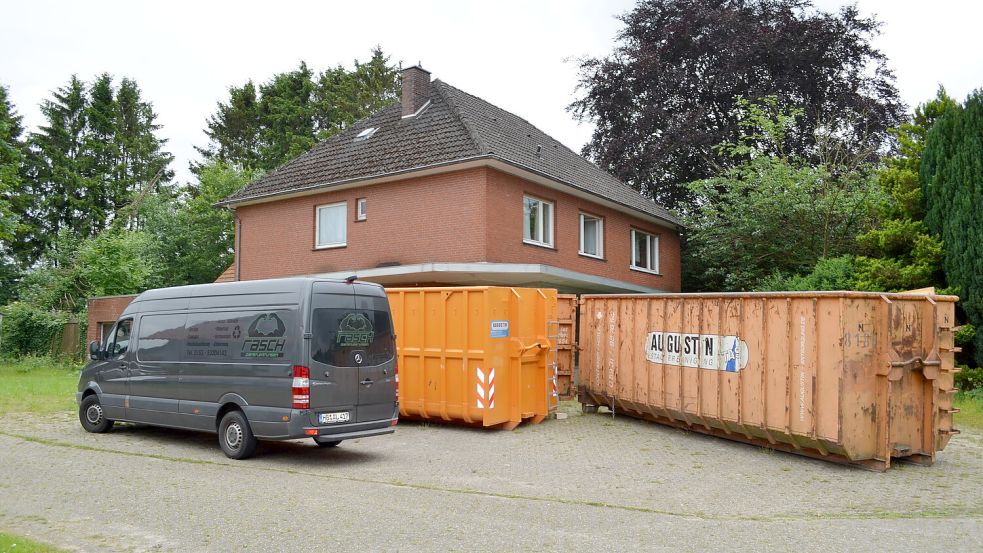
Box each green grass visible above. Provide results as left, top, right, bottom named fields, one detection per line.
left=2, top=355, right=982, bottom=430
left=0, top=357, right=80, bottom=416
left=0, top=532, right=67, bottom=553
left=954, top=394, right=983, bottom=430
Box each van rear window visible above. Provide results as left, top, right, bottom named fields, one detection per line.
left=311, top=309, right=394, bottom=367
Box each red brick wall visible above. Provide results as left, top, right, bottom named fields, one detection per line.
left=233, top=166, right=681, bottom=291
left=485, top=168, right=681, bottom=291
left=236, top=168, right=488, bottom=281
left=86, top=295, right=137, bottom=345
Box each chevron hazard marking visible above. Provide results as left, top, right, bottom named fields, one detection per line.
left=476, top=367, right=496, bottom=409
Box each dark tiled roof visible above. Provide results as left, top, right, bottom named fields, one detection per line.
left=220, top=80, right=680, bottom=225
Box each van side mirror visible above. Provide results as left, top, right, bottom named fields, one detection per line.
left=89, top=340, right=103, bottom=360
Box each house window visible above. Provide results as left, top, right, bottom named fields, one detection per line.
left=631, top=229, right=659, bottom=274
left=356, top=198, right=367, bottom=221
left=523, top=196, right=553, bottom=247
left=316, top=202, right=347, bottom=248
left=579, top=213, right=604, bottom=258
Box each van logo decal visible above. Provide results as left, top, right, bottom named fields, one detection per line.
left=249, top=313, right=285, bottom=337
left=242, top=313, right=287, bottom=358
left=644, top=331, right=749, bottom=372
left=337, top=313, right=374, bottom=347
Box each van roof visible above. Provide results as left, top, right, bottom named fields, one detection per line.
left=123, top=277, right=384, bottom=315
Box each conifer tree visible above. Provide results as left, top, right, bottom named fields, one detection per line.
left=22, top=75, right=89, bottom=263
left=853, top=89, right=957, bottom=291
left=16, top=74, right=173, bottom=265
left=0, top=84, right=25, bottom=244
left=197, top=47, right=400, bottom=173
left=922, top=90, right=983, bottom=364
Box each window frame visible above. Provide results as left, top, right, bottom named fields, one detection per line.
left=108, top=318, right=133, bottom=360
left=578, top=212, right=604, bottom=259
left=356, top=198, right=367, bottom=221
left=522, top=195, right=554, bottom=248
left=630, top=229, right=660, bottom=274
left=315, top=201, right=348, bottom=249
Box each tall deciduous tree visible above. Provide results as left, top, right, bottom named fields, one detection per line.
left=683, top=97, right=883, bottom=291
left=922, top=90, right=983, bottom=364
left=197, top=47, right=400, bottom=173
left=144, top=161, right=258, bottom=286
left=570, top=0, right=905, bottom=212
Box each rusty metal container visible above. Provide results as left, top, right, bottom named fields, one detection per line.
left=555, top=294, right=578, bottom=399
left=387, top=287, right=558, bottom=429
left=578, top=292, right=960, bottom=470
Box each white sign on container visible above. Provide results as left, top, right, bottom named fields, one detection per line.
left=645, top=331, right=749, bottom=372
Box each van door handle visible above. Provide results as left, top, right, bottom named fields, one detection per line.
left=360, top=378, right=373, bottom=386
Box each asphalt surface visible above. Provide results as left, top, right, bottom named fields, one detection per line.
left=0, top=403, right=981, bottom=552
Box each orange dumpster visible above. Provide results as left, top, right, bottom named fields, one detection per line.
left=578, top=291, right=960, bottom=470
left=387, top=287, right=558, bottom=429
left=555, top=294, right=578, bottom=399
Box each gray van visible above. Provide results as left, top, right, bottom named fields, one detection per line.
left=77, top=277, right=398, bottom=459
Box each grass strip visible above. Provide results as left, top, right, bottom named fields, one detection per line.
left=0, top=532, right=68, bottom=553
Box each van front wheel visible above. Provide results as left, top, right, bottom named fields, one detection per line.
left=313, top=437, right=342, bottom=448
left=79, top=395, right=114, bottom=433
left=219, top=410, right=258, bottom=459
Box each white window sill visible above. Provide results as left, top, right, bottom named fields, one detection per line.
left=579, top=252, right=605, bottom=260
left=314, top=243, right=347, bottom=250
left=630, top=265, right=661, bottom=276
left=523, top=239, right=554, bottom=249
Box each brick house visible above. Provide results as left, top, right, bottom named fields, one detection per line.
left=218, top=66, right=682, bottom=294
left=86, top=66, right=682, bottom=345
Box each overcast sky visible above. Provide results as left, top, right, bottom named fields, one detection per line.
left=2, top=0, right=981, bottom=186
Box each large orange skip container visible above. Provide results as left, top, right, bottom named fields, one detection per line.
left=578, top=292, right=959, bottom=470
left=387, top=287, right=558, bottom=429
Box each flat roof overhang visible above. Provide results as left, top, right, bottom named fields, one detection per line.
left=311, top=262, right=666, bottom=294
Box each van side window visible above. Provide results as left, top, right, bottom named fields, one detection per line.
left=312, top=309, right=394, bottom=367
left=137, top=314, right=187, bottom=362
left=109, top=319, right=132, bottom=359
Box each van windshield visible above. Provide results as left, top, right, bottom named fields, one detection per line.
left=311, top=308, right=394, bottom=367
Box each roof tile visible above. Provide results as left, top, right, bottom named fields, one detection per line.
left=221, top=80, right=679, bottom=226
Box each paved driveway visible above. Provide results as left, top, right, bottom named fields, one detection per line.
left=1, top=404, right=981, bottom=552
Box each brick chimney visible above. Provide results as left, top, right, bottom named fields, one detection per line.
left=401, top=65, right=431, bottom=117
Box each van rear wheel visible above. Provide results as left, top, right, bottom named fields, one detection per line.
left=313, top=437, right=342, bottom=448
left=79, top=395, right=114, bottom=433
left=218, top=410, right=258, bottom=459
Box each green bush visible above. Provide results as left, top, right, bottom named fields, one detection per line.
left=0, top=302, right=69, bottom=357
left=1, top=354, right=81, bottom=372
left=954, top=324, right=976, bottom=367
left=955, top=365, right=983, bottom=393
left=757, top=255, right=856, bottom=291
left=954, top=324, right=976, bottom=346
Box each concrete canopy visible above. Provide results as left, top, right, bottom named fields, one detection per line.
left=313, top=262, right=666, bottom=294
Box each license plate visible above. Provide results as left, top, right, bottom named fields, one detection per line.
left=319, top=411, right=350, bottom=424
